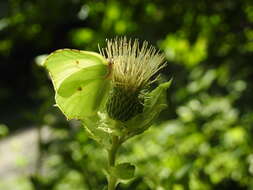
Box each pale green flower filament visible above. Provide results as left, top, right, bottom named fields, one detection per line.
left=100, top=37, right=166, bottom=92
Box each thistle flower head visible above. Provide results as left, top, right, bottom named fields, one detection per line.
left=100, top=37, right=166, bottom=122
left=100, top=37, right=166, bottom=92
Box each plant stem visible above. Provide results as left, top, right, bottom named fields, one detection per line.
left=107, top=135, right=120, bottom=190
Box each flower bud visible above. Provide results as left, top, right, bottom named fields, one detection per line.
left=106, top=86, right=143, bottom=121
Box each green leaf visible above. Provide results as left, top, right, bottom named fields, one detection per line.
left=125, top=79, right=172, bottom=138
left=81, top=113, right=126, bottom=148
left=110, top=163, right=135, bottom=180
left=43, top=49, right=110, bottom=119
left=81, top=114, right=111, bottom=148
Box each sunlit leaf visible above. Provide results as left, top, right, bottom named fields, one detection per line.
left=110, top=163, right=135, bottom=180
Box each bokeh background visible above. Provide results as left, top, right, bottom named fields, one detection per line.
left=0, top=0, right=253, bottom=189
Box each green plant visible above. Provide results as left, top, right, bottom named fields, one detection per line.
left=43, top=37, right=171, bottom=190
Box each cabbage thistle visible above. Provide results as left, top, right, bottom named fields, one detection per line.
left=43, top=37, right=171, bottom=190
left=101, top=38, right=166, bottom=122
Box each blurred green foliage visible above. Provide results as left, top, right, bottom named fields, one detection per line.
left=0, top=124, right=8, bottom=138
left=0, top=0, right=253, bottom=189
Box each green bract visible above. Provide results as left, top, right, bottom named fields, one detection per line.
left=80, top=80, right=172, bottom=148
